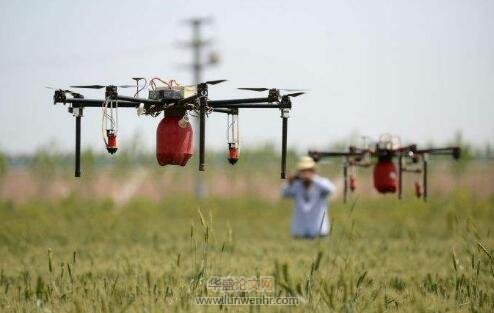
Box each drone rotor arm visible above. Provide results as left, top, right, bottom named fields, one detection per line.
left=416, top=147, right=461, bottom=159
left=308, top=150, right=362, bottom=161
left=208, top=97, right=272, bottom=106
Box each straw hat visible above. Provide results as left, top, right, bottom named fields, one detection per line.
left=297, top=156, right=316, bottom=171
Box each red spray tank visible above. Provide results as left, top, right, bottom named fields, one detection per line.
left=156, top=115, right=193, bottom=166
left=373, top=159, right=397, bottom=193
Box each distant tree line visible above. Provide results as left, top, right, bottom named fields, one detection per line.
left=0, top=130, right=492, bottom=179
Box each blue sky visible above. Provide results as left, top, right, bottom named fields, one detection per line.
left=1, top=0, right=493, bottom=153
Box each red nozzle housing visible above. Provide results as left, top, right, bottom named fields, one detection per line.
left=106, top=131, right=118, bottom=154
left=227, top=144, right=239, bottom=165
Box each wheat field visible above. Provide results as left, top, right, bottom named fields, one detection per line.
left=0, top=186, right=493, bottom=312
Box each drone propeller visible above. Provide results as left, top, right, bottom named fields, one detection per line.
left=238, top=87, right=307, bottom=97
left=70, top=84, right=136, bottom=89
left=183, top=79, right=227, bottom=88
left=205, top=79, right=227, bottom=85
left=238, top=87, right=269, bottom=92
left=280, top=88, right=309, bottom=92
left=45, top=86, right=80, bottom=97
left=238, top=87, right=307, bottom=92
left=285, top=92, right=305, bottom=98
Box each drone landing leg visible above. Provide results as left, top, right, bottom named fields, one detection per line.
left=423, top=154, right=428, bottom=202
left=281, top=116, right=288, bottom=179
left=75, top=113, right=81, bottom=177
left=199, top=107, right=206, bottom=171
left=343, top=159, right=348, bottom=203
left=198, top=87, right=207, bottom=172
left=398, top=155, right=403, bottom=199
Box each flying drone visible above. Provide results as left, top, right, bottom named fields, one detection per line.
left=308, top=134, right=461, bottom=202
left=49, top=78, right=305, bottom=178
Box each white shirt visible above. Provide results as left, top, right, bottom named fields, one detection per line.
left=281, top=175, right=336, bottom=237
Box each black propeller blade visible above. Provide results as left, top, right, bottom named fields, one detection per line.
left=238, top=87, right=269, bottom=92
left=184, top=79, right=227, bottom=88
left=205, top=79, right=227, bottom=85
left=280, top=88, right=309, bottom=92
left=45, top=86, right=80, bottom=97
left=285, top=92, right=305, bottom=98
left=70, top=85, right=105, bottom=89
left=238, top=87, right=308, bottom=94
left=70, top=84, right=135, bottom=89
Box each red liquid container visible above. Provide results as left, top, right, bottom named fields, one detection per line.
left=156, top=116, right=193, bottom=166
left=373, top=160, right=397, bottom=193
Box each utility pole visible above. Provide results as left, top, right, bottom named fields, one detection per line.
left=179, top=17, right=220, bottom=199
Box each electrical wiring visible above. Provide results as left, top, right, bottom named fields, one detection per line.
left=150, top=77, right=172, bottom=90
left=101, top=98, right=118, bottom=146
left=149, top=78, right=184, bottom=91
left=134, top=78, right=148, bottom=98
left=226, top=113, right=239, bottom=145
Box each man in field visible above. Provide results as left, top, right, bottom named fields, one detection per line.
left=282, top=156, right=336, bottom=239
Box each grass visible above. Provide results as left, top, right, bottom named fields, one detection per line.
left=0, top=191, right=493, bottom=312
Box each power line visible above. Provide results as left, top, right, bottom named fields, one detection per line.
left=178, top=17, right=220, bottom=199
